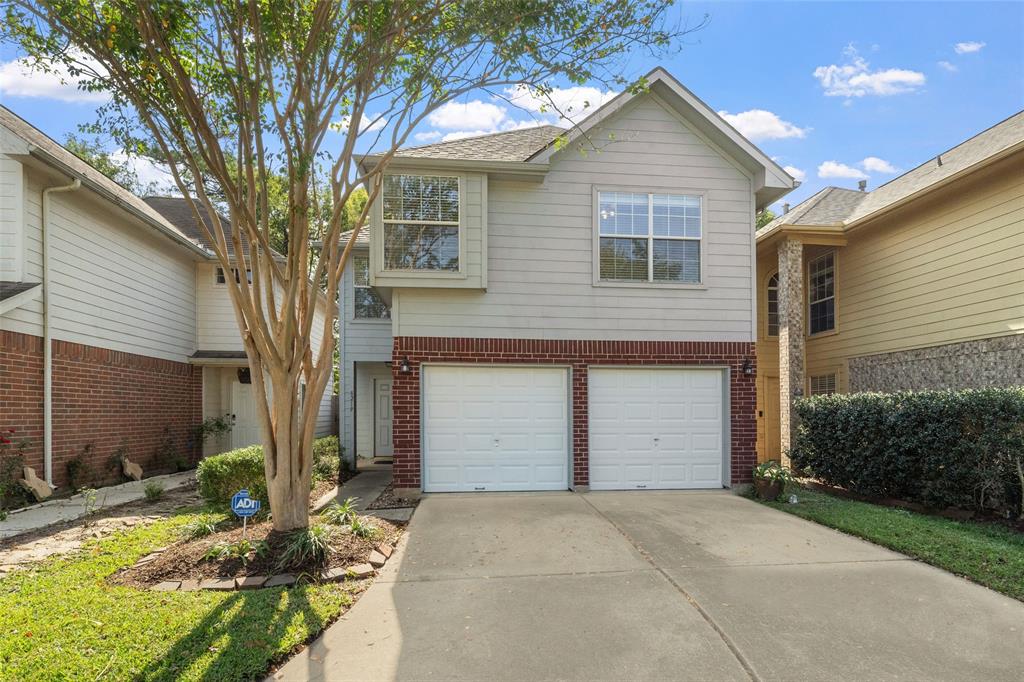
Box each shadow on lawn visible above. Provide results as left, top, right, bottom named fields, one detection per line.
left=135, top=583, right=334, bottom=681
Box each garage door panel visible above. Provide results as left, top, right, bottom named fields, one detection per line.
left=423, top=366, right=570, bottom=493
left=589, top=368, right=725, bottom=490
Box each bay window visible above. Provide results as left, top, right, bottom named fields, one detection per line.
left=598, top=191, right=702, bottom=284
left=382, top=174, right=459, bottom=271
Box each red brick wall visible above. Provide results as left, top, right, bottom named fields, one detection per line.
left=1, top=330, right=202, bottom=490
left=391, top=337, right=757, bottom=490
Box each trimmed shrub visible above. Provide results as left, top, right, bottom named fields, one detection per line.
left=791, top=388, right=1024, bottom=517
left=196, top=446, right=266, bottom=506
left=312, top=436, right=343, bottom=483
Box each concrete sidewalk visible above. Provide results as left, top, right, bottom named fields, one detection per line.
left=0, top=471, right=195, bottom=540
left=312, top=462, right=392, bottom=513
left=272, top=491, right=1024, bottom=682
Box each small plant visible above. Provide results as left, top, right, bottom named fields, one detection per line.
left=106, top=443, right=131, bottom=482
left=276, top=524, right=335, bottom=569
left=204, top=538, right=268, bottom=565
left=321, top=497, right=359, bottom=525
left=183, top=513, right=221, bottom=539
left=172, top=455, right=190, bottom=472
left=143, top=481, right=164, bottom=502
left=753, top=460, right=794, bottom=483
left=81, top=488, right=101, bottom=525
left=153, top=427, right=178, bottom=469
left=66, top=444, right=94, bottom=490
left=1, top=429, right=30, bottom=516
left=194, top=415, right=235, bottom=447
left=348, top=516, right=380, bottom=540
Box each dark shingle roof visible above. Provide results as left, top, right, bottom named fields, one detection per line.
left=394, top=125, right=565, bottom=162
left=0, top=281, right=40, bottom=302
left=144, top=196, right=269, bottom=261
left=339, top=228, right=369, bottom=248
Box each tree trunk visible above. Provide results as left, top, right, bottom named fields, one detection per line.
left=259, top=371, right=315, bottom=532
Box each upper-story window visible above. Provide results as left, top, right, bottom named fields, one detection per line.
left=766, top=272, right=779, bottom=337
left=598, top=191, right=701, bottom=284
left=808, top=252, right=835, bottom=335
left=215, top=267, right=252, bottom=285
left=353, top=254, right=390, bottom=319
left=382, top=174, right=459, bottom=272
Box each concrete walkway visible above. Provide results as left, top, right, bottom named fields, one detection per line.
left=312, top=462, right=392, bottom=513
left=273, top=491, right=1024, bottom=682
left=0, top=471, right=195, bottom=540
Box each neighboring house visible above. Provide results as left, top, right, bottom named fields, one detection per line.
left=340, top=67, right=795, bottom=496
left=755, top=111, right=1024, bottom=461
left=0, top=106, right=333, bottom=490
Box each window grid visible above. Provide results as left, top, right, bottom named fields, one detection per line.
left=766, top=273, right=779, bottom=337
left=382, top=175, right=460, bottom=272
left=598, top=191, right=702, bottom=284
left=353, top=254, right=390, bottom=319
left=809, top=373, right=837, bottom=396
left=808, top=252, right=835, bottom=335
left=215, top=267, right=252, bottom=285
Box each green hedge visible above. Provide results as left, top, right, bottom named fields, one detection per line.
left=791, top=388, right=1024, bottom=517
left=196, top=436, right=343, bottom=505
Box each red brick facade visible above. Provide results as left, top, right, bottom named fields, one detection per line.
left=391, top=337, right=757, bottom=491
left=0, top=330, right=202, bottom=490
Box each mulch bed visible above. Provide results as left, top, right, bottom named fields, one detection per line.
left=110, top=514, right=402, bottom=589
left=365, top=482, right=419, bottom=510
left=310, top=467, right=360, bottom=504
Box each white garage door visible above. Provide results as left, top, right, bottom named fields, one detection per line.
left=422, top=366, right=569, bottom=492
left=589, top=368, right=725, bottom=490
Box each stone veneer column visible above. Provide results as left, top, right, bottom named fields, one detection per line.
left=777, top=238, right=804, bottom=459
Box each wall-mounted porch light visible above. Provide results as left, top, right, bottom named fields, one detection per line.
left=741, top=358, right=754, bottom=376
left=399, top=356, right=411, bottom=374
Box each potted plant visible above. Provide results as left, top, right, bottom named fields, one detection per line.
left=753, top=460, right=793, bottom=501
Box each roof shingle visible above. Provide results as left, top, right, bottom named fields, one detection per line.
left=393, top=125, right=565, bottom=162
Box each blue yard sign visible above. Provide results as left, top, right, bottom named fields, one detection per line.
left=231, top=489, right=261, bottom=517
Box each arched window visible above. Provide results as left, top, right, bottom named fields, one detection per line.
left=767, top=273, right=779, bottom=337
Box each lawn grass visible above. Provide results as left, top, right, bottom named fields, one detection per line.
left=0, top=511, right=358, bottom=681
left=761, top=486, right=1024, bottom=602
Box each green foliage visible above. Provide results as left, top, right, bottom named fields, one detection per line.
left=320, top=497, right=358, bottom=525
left=277, top=524, right=335, bottom=570
left=63, top=133, right=167, bottom=195
left=80, top=488, right=101, bottom=525
left=756, top=208, right=776, bottom=229
left=312, top=436, right=342, bottom=483
left=1, top=429, right=30, bottom=513
left=204, top=538, right=269, bottom=566
left=753, top=460, right=794, bottom=483
left=762, top=487, right=1024, bottom=601
left=107, top=442, right=131, bottom=481
left=792, top=388, right=1024, bottom=517
left=348, top=516, right=380, bottom=540
left=0, top=512, right=354, bottom=680
left=144, top=481, right=165, bottom=502
left=194, top=415, right=235, bottom=446
left=196, top=446, right=267, bottom=506
left=183, top=513, right=223, bottom=540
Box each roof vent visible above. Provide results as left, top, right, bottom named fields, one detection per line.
left=782, top=203, right=790, bottom=214
left=858, top=180, right=867, bottom=192
left=936, top=154, right=943, bottom=167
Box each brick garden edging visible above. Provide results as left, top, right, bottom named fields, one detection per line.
left=390, top=337, right=758, bottom=491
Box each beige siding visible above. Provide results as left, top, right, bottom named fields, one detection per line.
left=392, top=95, right=756, bottom=341
left=0, top=154, right=24, bottom=281
left=354, top=362, right=391, bottom=459
left=806, top=156, right=1024, bottom=387
left=2, top=168, right=197, bottom=362
left=369, top=172, right=487, bottom=290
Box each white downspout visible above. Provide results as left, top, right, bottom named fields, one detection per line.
left=42, top=177, right=81, bottom=486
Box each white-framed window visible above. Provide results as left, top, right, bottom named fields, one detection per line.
left=382, top=174, right=459, bottom=271
left=809, top=373, right=837, bottom=396
left=215, top=267, right=252, bottom=285
left=808, top=252, right=835, bottom=335
left=353, top=254, right=390, bottom=319
left=766, top=272, right=779, bottom=337
left=597, top=191, right=702, bottom=283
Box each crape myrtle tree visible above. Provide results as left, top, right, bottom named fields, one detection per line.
left=2, top=0, right=687, bottom=532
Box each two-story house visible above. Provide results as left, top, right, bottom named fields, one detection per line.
left=339, top=67, right=795, bottom=497
left=755, top=111, right=1023, bottom=461
left=0, top=105, right=334, bottom=490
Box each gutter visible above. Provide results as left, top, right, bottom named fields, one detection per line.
left=355, top=154, right=549, bottom=178
left=41, top=177, right=81, bottom=487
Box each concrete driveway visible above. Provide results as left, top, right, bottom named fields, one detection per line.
left=273, top=491, right=1024, bottom=681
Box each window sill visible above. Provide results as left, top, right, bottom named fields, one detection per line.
left=592, top=280, right=707, bottom=291
left=350, top=318, right=392, bottom=325
left=807, top=329, right=839, bottom=339
left=376, top=269, right=466, bottom=280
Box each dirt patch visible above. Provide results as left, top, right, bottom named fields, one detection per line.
left=366, top=483, right=419, bottom=510
left=109, top=514, right=402, bottom=588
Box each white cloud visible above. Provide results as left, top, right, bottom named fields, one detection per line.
left=938, top=60, right=959, bottom=73
left=108, top=149, right=178, bottom=193
left=861, top=156, right=899, bottom=173
left=813, top=45, right=925, bottom=97
left=413, top=131, right=443, bottom=143
left=504, top=84, right=618, bottom=123
left=954, top=41, right=986, bottom=54
left=783, top=165, right=806, bottom=183
left=428, top=100, right=507, bottom=130
left=333, top=113, right=388, bottom=134
left=718, top=109, right=809, bottom=142
left=818, top=160, right=868, bottom=180
left=0, top=53, right=109, bottom=103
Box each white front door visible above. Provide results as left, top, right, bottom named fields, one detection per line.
left=374, top=379, right=394, bottom=457
left=589, top=368, right=725, bottom=490
left=422, top=366, right=569, bottom=492
left=231, top=380, right=262, bottom=449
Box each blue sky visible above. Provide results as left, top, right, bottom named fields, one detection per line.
left=1, top=1, right=1021, bottom=212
